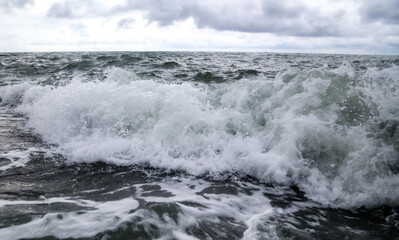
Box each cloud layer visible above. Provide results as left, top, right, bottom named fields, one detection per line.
left=360, top=0, right=399, bottom=25
left=118, top=0, right=345, bottom=36
left=0, top=0, right=398, bottom=53
left=46, top=0, right=348, bottom=36
left=0, top=0, right=34, bottom=10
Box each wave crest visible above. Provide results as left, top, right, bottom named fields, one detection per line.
left=1, top=65, right=398, bottom=207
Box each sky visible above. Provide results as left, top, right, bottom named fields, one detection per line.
left=1, top=0, right=399, bottom=54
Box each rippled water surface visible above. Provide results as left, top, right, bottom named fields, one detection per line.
left=0, top=52, right=398, bottom=239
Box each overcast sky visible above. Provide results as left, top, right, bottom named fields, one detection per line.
left=1, top=0, right=399, bottom=54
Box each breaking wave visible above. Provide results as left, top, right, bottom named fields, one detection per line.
left=1, top=64, right=398, bottom=208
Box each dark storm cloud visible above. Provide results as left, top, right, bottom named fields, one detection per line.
left=46, top=0, right=345, bottom=36
left=360, top=0, right=399, bottom=24
left=0, top=0, right=34, bottom=10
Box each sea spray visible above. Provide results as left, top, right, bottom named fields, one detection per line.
left=1, top=61, right=398, bottom=208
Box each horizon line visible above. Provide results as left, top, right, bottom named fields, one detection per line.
left=0, top=49, right=397, bottom=57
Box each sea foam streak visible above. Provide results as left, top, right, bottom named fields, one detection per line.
left=1, top=65, right=398, bottom=208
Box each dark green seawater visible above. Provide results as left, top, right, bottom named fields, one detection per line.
left=0, top=52, right=398, bottom=239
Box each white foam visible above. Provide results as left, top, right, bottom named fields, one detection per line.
left=0, top=65, right=398, bottom=208
left=0, top=82, right=32, bottom=105
left=126, top=179, right=277, bottom=240
left=0, top=149, right=34, bottom=171
left=0, top=197, right=139, bottom=239
left=0, top=178, right=280, bottom=239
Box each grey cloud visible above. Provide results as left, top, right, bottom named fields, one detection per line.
left=0, top=0, right=34, bottom=10
left=47, top=0, right=99, bottom=18
left=262, top=1, right=303, bottom=19
left=360, top=0, right=399, bottom=24
left=46, top=0, right=346, bottom=37
left=47, top=2, right=73, bottom=18
left=112, top=0, right=345, bottom=36
left=110, top=0, right=191, bottom=26
left=117, top=18, right=135, bottom=29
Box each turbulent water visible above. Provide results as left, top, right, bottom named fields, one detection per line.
left=0, top=52, right=398, bottom=239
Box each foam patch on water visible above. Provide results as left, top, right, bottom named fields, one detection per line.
left=0, top=177, right=284, bottom=240
left=1, top=173, right=396, bottom=239
left=0, top=197, right=139, bottom=239
left=0, top=149, right=34, bottom=171
left=131, top=179, right=277, bottom=239
left=0, top=65, right=398, bottom=208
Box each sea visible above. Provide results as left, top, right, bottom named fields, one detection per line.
left=0, top=52, right=398, bottom=240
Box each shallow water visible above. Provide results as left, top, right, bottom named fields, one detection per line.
left=0, top=52, right=398, bottom=239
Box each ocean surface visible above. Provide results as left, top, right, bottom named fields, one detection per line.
left=0, top=52, right=398, bottom=239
